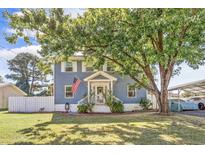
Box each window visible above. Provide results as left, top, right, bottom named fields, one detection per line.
left=65, top=85, right=73, bottom=98
left=65, top=62, right=73, bottom=72
left=61, top=61, right=77, bottom=72
left=86, top=66, right=94, bottom=72
left=107, top=62, right=114, bottom=71
left=82, top=62, right=95, bottom=72
left=127, top=85, right=136, bottom=98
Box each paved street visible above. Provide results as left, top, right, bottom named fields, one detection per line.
left=180, top=110, right=205, bottom=117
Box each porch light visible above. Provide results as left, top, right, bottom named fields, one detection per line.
left=65, top=102, right=70, bottom=112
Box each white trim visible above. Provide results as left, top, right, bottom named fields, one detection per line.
left=55, top=104, right=78, bottom=112
left=82, top=61, right=86, bottom=72
left=72, top=61, right=77, bottom=72
left=54, top=104, right=142, bottom=113
left=103, top=63, right=107, bottom=71
left=61, top=62, right=65, bottom=72
left=124, top=104, right=142, bottom=111
left=64, top=85, right=74, bottom=99
left=84, top=71, right=117, bottom=81
left=127, top=85, right=137, bottom=98
left=92, top=104, right=111, bottom=113
left=68, top=56, right=84, bottom=61
left=89, top=79, right=112, bottom=82
left=88, top=81, right=90, bottom=102
left=55, top=104, right=111, bottom=113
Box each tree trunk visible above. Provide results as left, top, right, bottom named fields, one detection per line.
left=160, top=89, right=169, bottom=114
left=154, top=90, right=169, bottom=115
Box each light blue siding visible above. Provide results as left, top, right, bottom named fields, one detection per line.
left=54, top=61, right=147, bottom=104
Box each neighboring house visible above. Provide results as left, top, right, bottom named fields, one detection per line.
left=54, top=54, right=157, bottom=113
left=0, top=83, right=27, bottom=109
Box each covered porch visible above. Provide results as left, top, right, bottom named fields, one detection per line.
left=77, top=71, right=120, bottom=112
left=83, top=71, right=118, bottom=104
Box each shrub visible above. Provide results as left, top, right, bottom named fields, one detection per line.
left=86, top=102, right=95, bottom=112
left=105, top=93, right=124, bottom=113
left=139, top=98, right=153, bottom=110
left=77, top=102, right=95, bottom=113
left=77, top=104, right=88, bottom=113
left=109, top=101, right=124, bottom=113
left=104, top=93, right=114, bottom=108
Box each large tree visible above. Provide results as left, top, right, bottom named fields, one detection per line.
left=6, top=52, right=48, bottom=95
left=4, top=9, right=205, bottom=114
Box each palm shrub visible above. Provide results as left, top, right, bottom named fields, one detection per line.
left=139, top=98, right=153, bottom=110
left=109, top=101, right=124, bottom=113
left=86, top=101, right=95, bottom=112
left=77, top=101, right=95, bottom=113
left=77, top=104, right=88, bottom=113
left=104, top=92, right=113, bottom=108
left=105, top=92, right=124, bottom=113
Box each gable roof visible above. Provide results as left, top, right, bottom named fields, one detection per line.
left=84, top=71, right=117, bottom=82
left=0, top=83, right=27, bottom=95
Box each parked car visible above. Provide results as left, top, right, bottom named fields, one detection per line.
left=168, top=98, right=199, bottom=112
left=188, top=96, right=205, bottom=110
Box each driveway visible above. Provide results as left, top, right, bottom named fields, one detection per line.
left=180, top=110, right=205, bottom=117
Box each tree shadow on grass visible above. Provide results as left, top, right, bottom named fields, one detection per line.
left=50, top=112, right=170, bottom=124
left=0, top=109, right=8, bottom=112
left=14, top=113, right=205, bottom=145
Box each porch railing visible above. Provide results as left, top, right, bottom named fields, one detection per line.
left=77, top=96, right=88, bottom=104
left=78, top=95, right=123, bottom=104
left=113, top=96, right=123, bottom=103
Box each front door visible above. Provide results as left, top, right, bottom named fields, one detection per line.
left=91, top=82, right=109, bottom=104
left=96, top=86, right=104, bottom=104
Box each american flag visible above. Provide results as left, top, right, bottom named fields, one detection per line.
left=72, top=77, right=81, bottom=94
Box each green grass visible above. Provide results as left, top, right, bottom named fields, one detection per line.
left=0, top=110, right=205, bottom=145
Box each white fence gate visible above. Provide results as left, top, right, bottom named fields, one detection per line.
left=8, top=96, right=54, bottom=112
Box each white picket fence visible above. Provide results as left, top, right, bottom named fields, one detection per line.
left=8, top=96, right=54, bottom=112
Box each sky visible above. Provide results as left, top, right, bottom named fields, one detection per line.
left=0, top=8, right=205, bottom=88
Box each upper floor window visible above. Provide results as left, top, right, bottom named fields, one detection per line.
left=107, top=61, right=114, bottom=71
left=82, top=62, right=95, bottom=72
left=61, top=61, right=77, bottom=72
left=127, top=85, right=136, bottom=98
left=65, top=85, right=73, bottom=98
left=86, top=66, right=94, bottom=72
left=65, top=62, right=73, bottom=72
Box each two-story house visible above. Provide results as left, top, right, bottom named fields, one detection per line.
left=54, top=53, right=157, bottom=112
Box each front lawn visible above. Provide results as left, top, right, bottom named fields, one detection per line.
left=0, top=111, right=205, bottom=144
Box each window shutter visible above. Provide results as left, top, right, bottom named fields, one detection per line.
left=82, top=62, right=86, bottom=72
left=103, top=63, right=107, bottom=71
left=61, top=62, right=65, bottom=72
left=72, top=61, right=77, bottom=72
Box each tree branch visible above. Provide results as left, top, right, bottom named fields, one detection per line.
left=102, top=55, right=155, bottom=92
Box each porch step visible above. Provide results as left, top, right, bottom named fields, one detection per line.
left=92, top=104, right=111, bottom=113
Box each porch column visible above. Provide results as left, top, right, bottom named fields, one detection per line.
left=111, top=80, right=113, bottom=94
left=88, top=81, right=90, bottom=102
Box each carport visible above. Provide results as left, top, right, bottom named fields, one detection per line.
left=168, top=79, right=205, bottom=114
left=168, top=79, right=205, bottom=96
